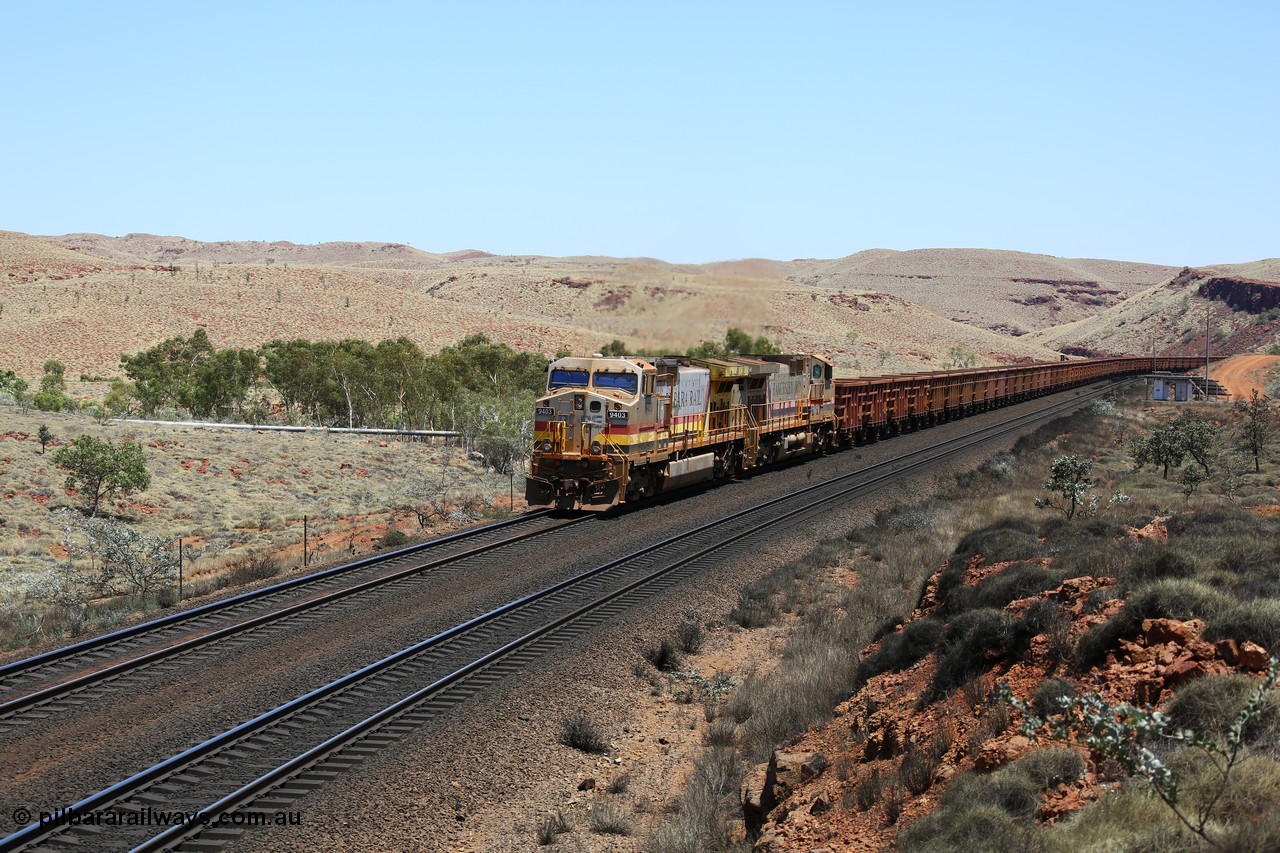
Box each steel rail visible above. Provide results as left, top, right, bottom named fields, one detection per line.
left=0, top=510, right=582, bottom=718
left=0, top=510, right=554, bottom=682
left=1, top=379, right=1121, bottom=852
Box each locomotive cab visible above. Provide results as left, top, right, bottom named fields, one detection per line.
left=526, top=356, right=654, bottom=511
left=525, top=350, right=831, bottom=511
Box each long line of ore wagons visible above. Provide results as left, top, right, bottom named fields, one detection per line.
left=525, top=353, right=1205, bottom=511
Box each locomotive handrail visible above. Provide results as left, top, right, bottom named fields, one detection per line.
left=527, top=355, right=1214, bottom=510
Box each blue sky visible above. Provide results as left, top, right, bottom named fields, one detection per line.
left=4, top=2, right=1276, bottom=265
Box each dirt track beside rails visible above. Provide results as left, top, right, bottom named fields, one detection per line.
left=1210, top=353, right=1280, bottom=400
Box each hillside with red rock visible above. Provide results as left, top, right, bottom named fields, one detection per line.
left=744, top=510, right=1280, bottom=852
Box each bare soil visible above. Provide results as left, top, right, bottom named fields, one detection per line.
left=1210, top=353, right=1280, bottom=400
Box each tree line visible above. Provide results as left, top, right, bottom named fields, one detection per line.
left=2, top=327, right=782, bottom=479
left=110, top=328, right=549, bottom=431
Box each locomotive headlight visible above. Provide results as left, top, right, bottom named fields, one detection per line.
left=541, top=440, right=553, bottom=452
left=590, top=441, right=602, bottom=455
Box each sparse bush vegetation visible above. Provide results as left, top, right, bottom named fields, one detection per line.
left=1166, top=674, right=1280, bottom=743
left=587, top=803, right=633, bottom=836
left=881, top=780, right=905, bottom=825
left=1076, top=579, right=1232, bottom=669
left=856, top=617, right=944, bottom=684
left=228, top=554, right=281, bottom=586
left=1013, top=747, right=1085, bottom=789
left=944, top=562, right=1066, bottom=616
left=705, top=717, right=736, bottom=748
left=559, top=713, right=608, bottom=754
left=1005, top=661, right=1280, bottom=850
left=606, top=772, right=631, bottom=794
left=676, top=613, right=704, bottom=654
left=1119, top=547, right=1200, bottom=586
left=377, top=528, right=409, bottom=549
left=535, top=810, right=571, bottom=844
left=953, top=519, right=1042, bottom=564
left=728, top=583, right=777, bottom=628
left=898, top=741, right=940, bottom=795
left=1033, top=678, right=1078, bottom=719
left=900, top=755, right=1058, bottom=851
left=852, top=768, right=884, bottom=811
left=649, top=392, right=1280, bottom=850
left=643, top=638, right=683, bottom=672
left=931, top=608, right=1012, bottom=698
left=646, top=747, right=739, bottom=852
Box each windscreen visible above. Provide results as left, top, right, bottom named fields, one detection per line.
left=593, top=371, right=638, bottom=394
left=548, top=368, right=589, bottom=390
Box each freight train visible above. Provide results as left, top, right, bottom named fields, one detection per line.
left=525, top=353, right=1207, bottom=511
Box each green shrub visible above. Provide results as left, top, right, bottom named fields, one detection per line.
left=931, top=609, right=1012, bottom=698
left=1166, top=674, right=1280, bottom=743
left=1010, top=747, right=1085, bottom=789
left=945, top=562, right=1066, bottom=615
left=1076, top=579, right=1231, bottom=669
left=856, top=617, right=944, bottom=684
left=378, top=528, right=409, bottom=549
left=954, top=520, right=1043, bottom=563
left=1033, top=678, right=1078, bottom=719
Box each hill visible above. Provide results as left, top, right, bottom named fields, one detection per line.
left=1, top=230, right=1276, bottom=378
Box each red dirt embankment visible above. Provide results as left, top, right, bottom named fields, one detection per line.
left=1211, top=354, right=1280, bottom=400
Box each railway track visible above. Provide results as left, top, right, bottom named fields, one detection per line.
left=1, top=380, right=1121, bottom=852
left=0, top=510, right=586, bottom=725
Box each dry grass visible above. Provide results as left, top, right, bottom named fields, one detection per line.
left=649, top=385, right=1280, bottom=849
left=0, top=403, right=510, bottom=649
left=0, top=230, right=1196, bottom=384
